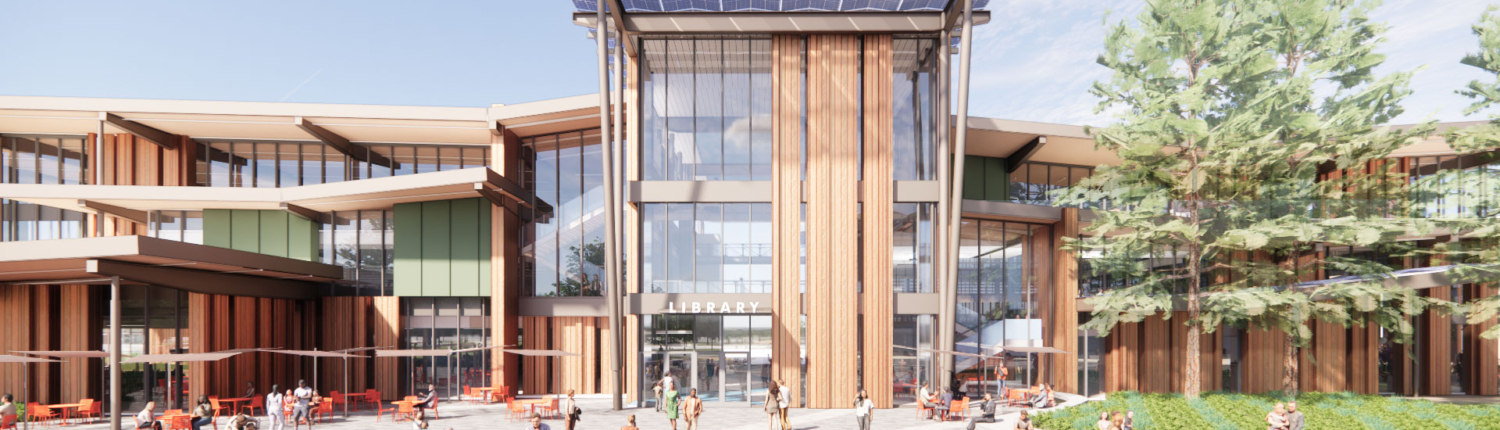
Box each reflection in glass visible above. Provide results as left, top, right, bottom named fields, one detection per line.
left=641, top=37, right=775, bottom=181
left=522, top=130, right=608, bottom=296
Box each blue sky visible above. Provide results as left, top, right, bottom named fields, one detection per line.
left=1, top=0, right=1494, bottom=126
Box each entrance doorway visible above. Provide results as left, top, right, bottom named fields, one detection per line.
left=665, top=351, right=697, bottom=396
left=721, top=352, right=750, bottom=402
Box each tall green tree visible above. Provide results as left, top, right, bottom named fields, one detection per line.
left=1059, top=0, right=1436, bottom=397
left=1438, top=7, right=1500, bottom=335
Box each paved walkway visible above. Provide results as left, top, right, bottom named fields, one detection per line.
left=59, top=397, right=1028, bottom=430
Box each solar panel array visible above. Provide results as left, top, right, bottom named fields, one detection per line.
left=572, top=0, right=988, bottom=13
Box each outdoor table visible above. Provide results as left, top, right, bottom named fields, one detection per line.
left=512, top=398, right=549, bottom=416
left=472, top=387, right=496, bottom=403
left=389, top=401, right=418, bottom=422
left=45, top=403, right=82, bottom=425
left=219, top=397, right=253, bottom=414
left=342, top=392, right=372, bottom=410
left=157, top=412, right=190, bottom=430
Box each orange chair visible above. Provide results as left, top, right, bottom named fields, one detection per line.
left=77, top=399, right=100, bottom=423
left=374, top=402, right=397, bottom=422
left=313, top=401, right=332, bottom=423
left=494, top=386, right=513, bottom=404
left=944, top=398, right=969, bottom=421
left=427, top=397, right=440, bottom=419
left=536, top=396, right=559, bottom=419
left=395, top=403, right=415, bottom=422
left=1, top=414, right=16, bottom=429
left=507, top=402, right=528, bottom=422
left=329, top=392, right=345, bottom=412
left=363, top=389, right=382, bottom=410
left=26, top=403, right=56, bottom=427
left=461, top=386, right=473, bottom=404
left=167, top=412, right=192, bottom=430
left=246, top=396, right=264, bottom=416
left=915, top=401, right=933, bottom=420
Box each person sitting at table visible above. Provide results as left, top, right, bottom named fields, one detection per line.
left=135, top=401, right=163, bottom=430
left=416, top=384, right=437, bottom=413
left=244, top=381, right=257, bottom=398
left=0, top=394, right=15, bottom=421
left=191, top=395, right=216, bottom=430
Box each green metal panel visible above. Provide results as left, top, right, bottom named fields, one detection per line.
left=962, top=155, right=987, bottom=201
left=478, top=201, right=492, bottom=297
left=258, top=211, right=289, bottom=258
left=287, top=216, right=317, bottom=262
left=229, top=210, right=261, bottom=253
left=420, top=201, right=452, bottom=296
left=393, top=202, right=424, bottom=297
left=984, top=157, right=1009, bottom=201
left=204, top=209, right=232, bottom=249
left=449, top=198, right=481, bottom=297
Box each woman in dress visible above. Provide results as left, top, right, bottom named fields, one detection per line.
left=1096, top=411, right=1111, bottom=430
left=764, top=381, right=781, bottom=430
left=664, top=385, right=681, bottom=430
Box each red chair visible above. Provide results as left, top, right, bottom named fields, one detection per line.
left=915, top=400, right=933, bottom=420
left=1, top=414, right=16, bottom=429
left=536, top=396, right=558, bottom=419
left=329, top=392, right=345, bottom=412
left=395, top=403, right=415, bottom=422
left=363, top=389, right=382, bottom=410
left=943, top=398, right=969, bottom=421
left=374, top=402, right=397, bottom=422
left=313, top=401, right=332, bottom=423
left=493, top=386, right=513, bottom=404
left=462, top=386, right=477, bottom=404
left=427, top=397, right=440, bottom=419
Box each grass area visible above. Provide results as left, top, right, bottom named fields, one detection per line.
left=1032, top=391, right=1500, bottom=430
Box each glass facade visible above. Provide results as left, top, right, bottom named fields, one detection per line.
left=1408, top=153, right=1500, bottom=218
left=640, top=38, right=774, bottom=181
left=641, top=203, right=773, bottom=294
left=892, top=38, right=939, bottom=181
left=892, top=203, right=936, bottom=293
left=148, top=211, right=205, bottom=244
left=1, top=135, right=89, bottom=241
left=521, top=129, right=609, bottom=297
left=402, top=297, right=491, bottom=399
left=640, top=314, right=775, bottom=404
left=893, top=314, right=935, bottom=404
left=322, top=210, right=395, bottom=296
left=953, top=219, right=1052, bottom=391
left=103, top=285, right=190, bottom=413
left=195, top=141, right=488, bottom=187
left=1009, top=162, right=1094, bottom=206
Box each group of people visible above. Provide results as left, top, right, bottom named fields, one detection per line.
left=1095, top=410, right=1135, bottom=430
left=650, top=373, right=707, bottom=430
left=127, top=379, right=443, bottom=430
left=1266, top=401, right=1305, bottom=430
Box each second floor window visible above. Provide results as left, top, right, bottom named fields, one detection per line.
left=195, top=141, right=489, bottom=187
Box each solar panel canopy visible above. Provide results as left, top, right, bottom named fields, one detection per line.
left=573, top=0, right=988, bottom=13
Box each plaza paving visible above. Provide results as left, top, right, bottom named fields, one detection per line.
left=57, top=396, right=1031, bottom=430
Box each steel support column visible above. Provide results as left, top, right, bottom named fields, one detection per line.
left=597, top=0, right=625, bottom=411
left=934, top=25, right=952, bottom=392
left=941, top=0, right=976, bottom=388
left=109, top=275, right=122, bottom=430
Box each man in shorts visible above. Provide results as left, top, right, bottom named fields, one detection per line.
left=291, top=380, right=313, bottom=429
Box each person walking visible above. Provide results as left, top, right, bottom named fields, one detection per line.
left=764, top=381, right=781, bottom=430
left=664, top=385, right=681, bottom=430
left=776, top=379, right=791, bottom=430
left=681, top=388, right=703, bottom=430
left=265, top=384, right=285, bottom=430
left=653, top=382, right=664, bottom=412
left=1286, top=401, right=1304, bottom=430
left=622, top=414, right=639, bottom=430
left=562, top=389, right=579, bottom=430
left=966, top=393, right=997, bottom=430
left=852, top=389, right=873, bottom=430
left=291, top=380, right=313, bottom=430
left=190, top=395, right=215, bottom=430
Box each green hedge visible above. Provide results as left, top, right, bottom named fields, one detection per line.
left=1032, top=392, right=1500, bottom=430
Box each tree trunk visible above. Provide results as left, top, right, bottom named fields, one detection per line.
left=1185, top=246, right=1203, bottom=398
left=1283, top=343, right=1300, bottom=397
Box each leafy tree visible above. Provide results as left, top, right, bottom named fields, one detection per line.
left=1059, top=0, right=1437, bottom=397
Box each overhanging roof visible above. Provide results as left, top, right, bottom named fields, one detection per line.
left=0, top=167, right=529, bottom=214
left=962, top=117, right=1114, bottom=166
left=490, top=94, right=609, bottom=138
left=0, top=235, right=343, bottom=300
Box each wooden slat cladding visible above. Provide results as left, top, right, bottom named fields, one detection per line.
left=0, top=286, right=39, bottom=402
left=372, top=297, right=401, bottom=399
left=1347, top=319, right=1380, bottom=394
left=60, top=284, right=101, bottom=402
left=1048, top=208, right=1080, bottom=393
left=521, top=316, right=553, bottom=394
left=318, top=297, right=372, bottom=395
left=770, top=34, right=805, bottom=407
left=1167, top=312, right=1221, bottom=393
left=1419, top=287, right=1452, bottom=395
left=1139, top=315, right=1172, bottom=392
left=1463, top=284, right=1498, bottom=395
left=1103, top=321, right=1139, bottom=392
left=805, top=34, right=861, bottom=409
left=859, top=33, right=895, bottom=409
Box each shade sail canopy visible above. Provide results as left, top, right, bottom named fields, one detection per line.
left=0, top=354, right=62, bottom=363
left=503, top=349, right=580, bottom=357
left=270, top=350, right=365, bottom=359
left=12, top=350, right=108, bottom=358
left=375, top=349, right=455, bottom=357
left=1005, top=346, right=1069, bottom=354
left=216, top=347, right=283, bottom=353
left=454, top=345, right=515, bottom=353
left=334, top=346, right=391, bottom=353
left=124, top=352, right=240, bottom=363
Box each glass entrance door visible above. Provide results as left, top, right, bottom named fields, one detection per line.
left=665, top=352, right=696, bottom=397
left=722, top=352, right=750, bottom=402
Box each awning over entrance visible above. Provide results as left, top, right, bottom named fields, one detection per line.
left=0, top=235, right=343, bottom=300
